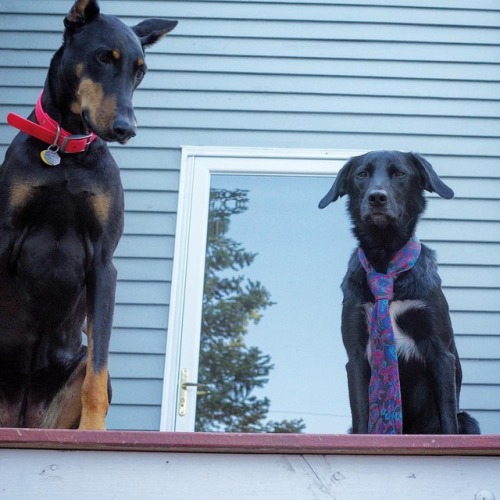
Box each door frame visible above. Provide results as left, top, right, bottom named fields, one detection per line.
left=160, top=146, right=364, bottom=431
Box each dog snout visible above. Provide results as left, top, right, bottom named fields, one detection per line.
left=368, top=190, right=388, bottom=207
left=112, top=117, right=137, bottom=143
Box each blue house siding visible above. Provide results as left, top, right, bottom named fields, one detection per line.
left=1, top=0, right=499, bottom=432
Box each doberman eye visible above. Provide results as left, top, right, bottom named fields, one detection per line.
left=96, top=50, right=113, bottom=65
left=356, top=170, right=368, bottom=178
left=135, top=69, right=145, bottom=81
left=394, top=170, right=406, bottom=178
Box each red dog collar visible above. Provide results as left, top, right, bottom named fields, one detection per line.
left=7, top=92, right=97, bottom=154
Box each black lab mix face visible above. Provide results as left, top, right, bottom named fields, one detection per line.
left=319, top=150, right=454, bottom=252
left=318, top=150, right=480, bottom=435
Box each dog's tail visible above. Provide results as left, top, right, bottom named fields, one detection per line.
left=458, top=411, right=481, bottom=434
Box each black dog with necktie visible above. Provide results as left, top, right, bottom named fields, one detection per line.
left=319, top=150, right=480, bottom=434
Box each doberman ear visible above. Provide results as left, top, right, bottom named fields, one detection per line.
left=65, top=0, right=100, bottom=29
left=408, top=152, right=454, bottom=199
left=131, top=19, right=179, bottom=49
left=318, top=156, right=358, bottom=209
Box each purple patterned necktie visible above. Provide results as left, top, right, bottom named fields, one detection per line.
left=358, top=237, right=421, bottom=434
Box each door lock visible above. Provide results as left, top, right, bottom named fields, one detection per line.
left=178, top=368, right=211, bottom=416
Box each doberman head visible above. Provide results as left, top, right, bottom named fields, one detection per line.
left=0, top=0, right=177, bottom=431
left=46, top=0, right=177, bottom=143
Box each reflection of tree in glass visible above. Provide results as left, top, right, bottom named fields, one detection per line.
left=195, top=188, right=305, bottom=433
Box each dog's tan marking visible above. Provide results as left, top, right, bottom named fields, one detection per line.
left=41, top=359, right=86, bottom=429
left=91, top=192, right=112, bottom=224
left=112, top=49, right=121, bottom=60
left=76, top=77, right=117, bottom=132
left=75, top=62, right=84, bottom=78
left=9, top=183, right=35, bottom=210
left=138, top=57, right=144, bottom=67
left=79, top=322, right=109, bottom=430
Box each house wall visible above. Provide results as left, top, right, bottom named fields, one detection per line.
left=1, top=0, right=499, bottom=432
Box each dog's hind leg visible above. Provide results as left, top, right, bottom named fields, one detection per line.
left=41, top=357, right=86, bottom=429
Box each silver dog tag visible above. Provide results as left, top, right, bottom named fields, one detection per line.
left=40, top=148, right=61, bottom=166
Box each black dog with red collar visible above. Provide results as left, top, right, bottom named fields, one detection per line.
left=0, top=0, right=177, bottom=430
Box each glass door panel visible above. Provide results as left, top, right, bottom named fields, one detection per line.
left=194, top=174, right=355, bottom=433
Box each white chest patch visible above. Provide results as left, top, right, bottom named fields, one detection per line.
left=363, top=299, right=426, bottom=363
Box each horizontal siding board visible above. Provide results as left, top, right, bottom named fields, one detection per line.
left=116, top=281, right=171, bottom=306
left=429, top=242, right=500, bottom=266
left=123, top=213, right=176, bottom=235
left=461, top=361, right=500, bottom=384
left=110, top=328, right=167, bottom=354
left=451, top=312, right=500, bottom=336
left=419, top=221, right=500, bottom=243
left=409, top=198, right=500, bottom=221
left=109, top=353, right=165, bottom=379
left=4, top=1, right=500, bottom=26
left=427, top=157, right=500, bottom=178
left=439, top=266, right=500, bottom=288
left=115, top=236, right=175, bottom=257
left=110, top=380, right=164, bottom=405
left=5, top=17, right=500, bottom=45
left=113, top=305, right=168, bottom=330
left=144, top=72, right=500, bottom=99
left=106, top=405, right=160, bottom=431
left=436, top=178, right=500, bottom=199
left=3, top=106, right=500, bottom=141
left=115, top=258, right=173, bottom=282
left=444, top=288, right=500, bottom=313
left=456, top=335, right=500, bottom=359
left=103, top=110, right=500, bottom=138
left=134, top=39, right=500, bottom=64
left=5, top=86, right=500, bottom=122
left=465, top=411, right=499, bottom=435
left=3, top=67, right=499, bottom=98
left=125, top=191, right=178, bottom=213
left=103, top=129, right=500, bottom=157
left=3, top=136, right=499, bottom=165
left=460, top=385, right=500, bottom=410
left=121, top=170, right=179, bottom=192
left=145, top=54, right=500, bottom=82
left=134, top=90, right=500, bottom=117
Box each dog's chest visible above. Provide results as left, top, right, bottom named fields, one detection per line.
left=363, top=299, right=426, bottom=362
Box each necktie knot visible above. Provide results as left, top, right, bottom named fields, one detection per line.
left=367, top=272, right=394, bottom=301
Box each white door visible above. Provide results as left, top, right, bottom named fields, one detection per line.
left=160, top=147, right=362, bottom=433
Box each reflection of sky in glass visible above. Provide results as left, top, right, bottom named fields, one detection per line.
left=209, top=174, right=357, bottom=433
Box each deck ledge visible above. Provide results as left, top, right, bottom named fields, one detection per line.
left=0, top=428, right=499, bottom=456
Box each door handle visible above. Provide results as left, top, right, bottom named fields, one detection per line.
left=178, top=368, right=211, bottom=417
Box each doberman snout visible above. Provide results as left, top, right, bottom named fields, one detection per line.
left=112, top=117, right=137, bottom=144
left=368, top=190, right=388, bottom=208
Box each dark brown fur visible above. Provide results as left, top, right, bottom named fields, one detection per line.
left=0, top=0, right=177, bottom=429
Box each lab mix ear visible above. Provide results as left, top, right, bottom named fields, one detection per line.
left=408, top=153, right=454, bottom=200
left=318, top=156, right=359, bottom=209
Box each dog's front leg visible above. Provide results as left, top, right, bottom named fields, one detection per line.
left=428, top=349, right=459, bottom=433
left=342, top=305, right=371, bottom=433
left=345, top=355, right=371, bottom=433
left=79, top=258, right=117, bottom=430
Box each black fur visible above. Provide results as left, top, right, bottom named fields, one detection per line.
left=0, top=0, right=177, bottom=429
left=319, top=150, right=480, bottom=434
